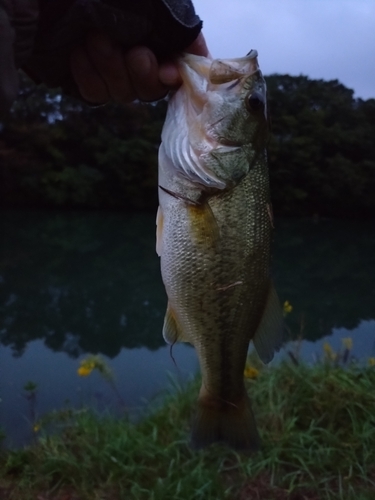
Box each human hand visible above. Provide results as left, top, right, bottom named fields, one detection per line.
left=70, top=32, right=209, bottom=105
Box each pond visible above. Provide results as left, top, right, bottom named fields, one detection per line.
left=1, top=210, right=375, bottom=447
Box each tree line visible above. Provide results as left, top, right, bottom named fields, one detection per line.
left=1, top=72, right=374, bottom=217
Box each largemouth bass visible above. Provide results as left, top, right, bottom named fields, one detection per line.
left=156, top=50, right=283, bottom=450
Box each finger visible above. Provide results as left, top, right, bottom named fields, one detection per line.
left=84, top=32, right=136, bottom=103
left=124, top=46, right=168, bottom=102
left=70, top=45, right=110, bottom=104
left=159, top=62, right=181, bottom=88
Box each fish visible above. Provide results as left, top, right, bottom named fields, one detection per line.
left=156, top=50, right=284, bottom=450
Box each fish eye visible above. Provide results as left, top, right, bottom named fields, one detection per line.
left=245, top=92, right=265, bottom=112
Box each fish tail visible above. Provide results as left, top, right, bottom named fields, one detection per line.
left=190, top=389, right=261, bottom=451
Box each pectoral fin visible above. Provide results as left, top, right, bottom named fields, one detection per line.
left=162, top=303, right=189, bottom=344
left=252, top=283, right=285, bottom=364
left=158, top=186, right=220, bottom=249
left=188, top=201, right=220, bottom=250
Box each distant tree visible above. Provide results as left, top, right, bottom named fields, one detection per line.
left=1, top=72, right=374, bottom=217
left=0, top=72, right=166, bottom=210
left=266, top=74, right=375, bottom=217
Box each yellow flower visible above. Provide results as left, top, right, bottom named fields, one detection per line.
left=244, top=365, right=259, bottom=379
left=77, top=356, right=113, bottom=380
left=33, top=424, right=40, bottom=433
left=77, top=358, right=96, bottom=377
left=341, top=337, right=353, bottom=351
left=368, top=358, right=375, bottom=367
left=77, top=366, right=94, bottom=377
left=283, top=300, right=293, bottom=315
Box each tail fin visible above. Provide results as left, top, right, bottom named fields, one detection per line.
left=190, top=390, right=261, bottom=451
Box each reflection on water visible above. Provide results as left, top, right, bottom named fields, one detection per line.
left=0, top=211, right=166, bottom=357
left=272, top=217, right=375, bottom=341
left=1, top=210, right=375, bottom=446
left=1, top=211, right=374, bottom=355
left=0, top=340, right=198, bottom=447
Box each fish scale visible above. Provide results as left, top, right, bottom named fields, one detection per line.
left=157, top=51, right=284, bottom=450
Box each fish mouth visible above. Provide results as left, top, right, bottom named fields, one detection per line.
left=209, top=50, right=260, bottom=85
left=179, top=50, right=260, bottom=88
left=178, top=50, right=260, bottom=115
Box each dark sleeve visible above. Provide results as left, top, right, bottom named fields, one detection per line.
left=22, top=0, right=202, bottom=97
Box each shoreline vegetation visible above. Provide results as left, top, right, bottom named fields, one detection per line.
left=1, top=346, right=375, bottom=500
left=1, top=72, right=374, bottom=219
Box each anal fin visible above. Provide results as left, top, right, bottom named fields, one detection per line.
left=162, top=303, right=189, bottom=344
left=252, top=282, right=285, bottom=364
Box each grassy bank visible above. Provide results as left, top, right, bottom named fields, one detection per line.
left=1, top=358, right=375, bottom=500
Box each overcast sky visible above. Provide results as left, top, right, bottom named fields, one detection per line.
left=193, top=0, right=375, bottom=100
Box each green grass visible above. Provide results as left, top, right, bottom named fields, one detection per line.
left=1, top=360, right=375, bottom=500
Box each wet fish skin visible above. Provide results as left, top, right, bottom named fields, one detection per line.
left=156, top=51, right=283, bottom=450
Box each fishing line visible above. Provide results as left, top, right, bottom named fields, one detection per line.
left=169, top=340, right=178, bottom=370
left=169, top=340, right=185, bottom=384
left=202, top=380, right=239, bottom=410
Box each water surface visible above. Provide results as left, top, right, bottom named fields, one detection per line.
left=1, top=211, right=374, bottom=447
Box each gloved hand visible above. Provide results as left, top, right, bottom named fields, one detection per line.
left=0, top=0, right=206, bottom=115
left=70, top=31, right=208, bottom=104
